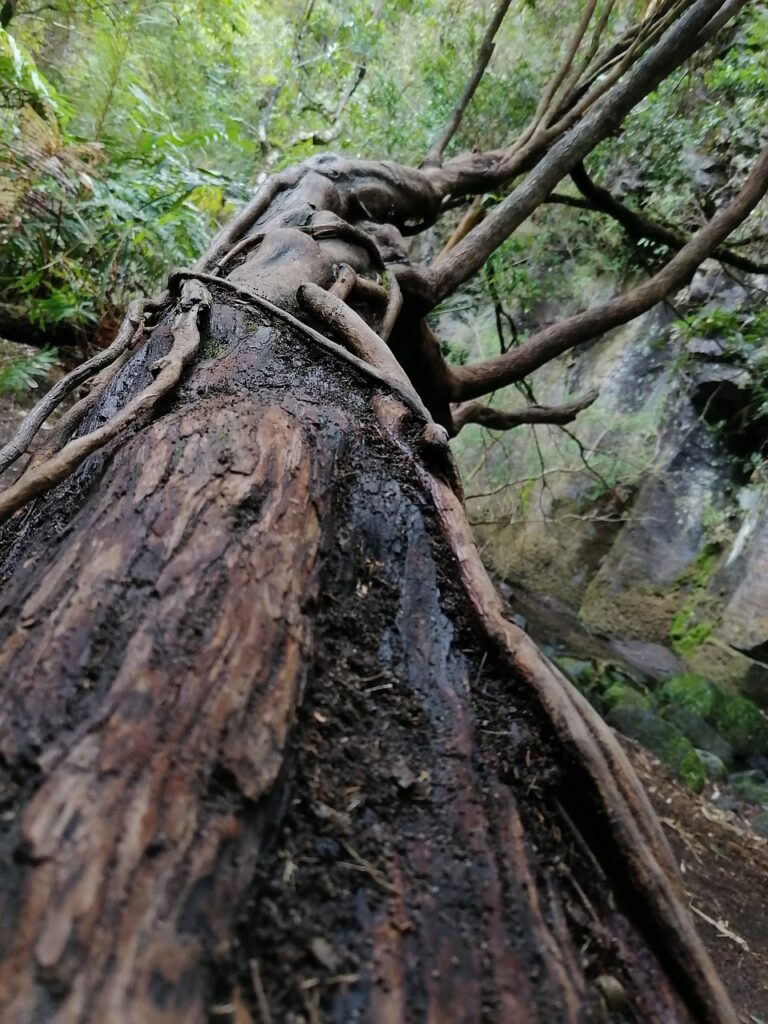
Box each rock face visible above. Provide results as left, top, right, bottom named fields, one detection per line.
left=457, top=264, right=768, bottom=705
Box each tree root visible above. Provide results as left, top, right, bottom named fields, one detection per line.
left=373, top=391, right=737, bottom=1024
left=296, top=282, right=417, bottom=394
left=379, top=269, right=402, bottom=342
left=25, top=347, right=135, bottom=471
left=0, top=281, right=210, bottom=527
left=0, top=298, right=150, bottom=477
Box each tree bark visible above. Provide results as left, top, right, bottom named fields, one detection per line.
left=0, top=280, right=735, bottom=1023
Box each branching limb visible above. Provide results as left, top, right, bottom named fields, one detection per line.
left=0, top=297, right=150, bottom=476
left=422, top=0, right=514, bottom=167
left=451, top=389, right=599, bottom=433
left=428, top=0, right=745, bottom=306
left=0, top=281, right=210, bottom=526
left=449, top=140, right=768, bottom=401
left=570, top=161, right=768, bottom=274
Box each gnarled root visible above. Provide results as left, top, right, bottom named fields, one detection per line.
left=0, top=281, right=210, bottom=527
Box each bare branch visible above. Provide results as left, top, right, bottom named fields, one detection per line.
left=428, top=0, right=745, bottom=306
left=452, top=389, right=599, bottom=433
left=527, top=0, right=600, bottom=137
left=422, top=0, right=514, bottom=167
left=449, top=140, right=768, bottom=402
left=570, top=161, right=768, bottom=274
left=283, top=62, right=366, bottom=150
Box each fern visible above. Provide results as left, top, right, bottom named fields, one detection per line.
left=0, top=347, right=57, bottom=396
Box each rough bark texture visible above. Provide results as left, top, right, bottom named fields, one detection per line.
left=0, top=4, right=759, bottom=1012
left=0, top=285, right=733, bottom=1023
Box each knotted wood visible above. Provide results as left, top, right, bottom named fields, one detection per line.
left=0, top=288, right=734, bottom=1022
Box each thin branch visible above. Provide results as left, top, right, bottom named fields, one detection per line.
left=570, top=161, right=768, bottom=274
left=452, top=389, right=599, bottom=433
left=428, top=0, right=744, bottom=305
left=422, top=0, right=514, bottom=167
left=528, top=0, right=600, bottom=136
left=282, top=62, right=366, bottom=151
left=449, top=139, right=768, bottom=401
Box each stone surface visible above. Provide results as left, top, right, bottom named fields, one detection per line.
left=607, top=706, right=705, bottom=792
left=459, top=273, right=768, bottom=704
left=695, top=749, right=727, bottom=782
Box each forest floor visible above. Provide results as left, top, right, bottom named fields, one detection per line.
left=625, top=738, right=768, bottom=1023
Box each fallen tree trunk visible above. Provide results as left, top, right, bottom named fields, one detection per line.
left=1, top=3, right=760, bottom=1008
left=0, top=282, right=735, bottom=1022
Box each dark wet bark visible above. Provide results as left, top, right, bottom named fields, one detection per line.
left=0, top=285, right=735, bottom=1023
left=0, top=5, right=759, bottom=1013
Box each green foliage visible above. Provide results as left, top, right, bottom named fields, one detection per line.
left=0, top=25, right=57, bottom=114
left=658, top=673, right=768, bottom=759
left=0, top=0, right=765, bottom=366
left=0, top=344, right=57, bottom=396
left=672, top=306, right=768, bottom=354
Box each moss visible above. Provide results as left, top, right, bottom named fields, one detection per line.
left=517, top=476, right=535, bottom=516
left=606, top=705, right=705, bottom=792
left=555, top=656, right=597, bottom=694
left=658, top=673, right=724, bottom=718
left=666, top=545, right=721, bottom=656
left=711, top=695, right=768, bottom=758
left=662, top=705, right=733, bottom=766
left=686, top=638, right=768, bottom=695
left=668, top=614, right=712, bottom=655
left=677, top=747, right=706, bottom=793
left=602, top=682, right=651, bottom=712
left=659, top=674, right=768, bottom=759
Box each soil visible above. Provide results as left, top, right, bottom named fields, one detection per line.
left=624, top=738, right=768, bottom=1023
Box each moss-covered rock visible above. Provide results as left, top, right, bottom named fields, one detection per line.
left=554, top=656, right=597, bottom=693
left=602, top=682, right=652, bottom=713
left=711, top=695, right=768, bottom=759
left=728, top=770, right=768, bottom=807
left=662, top=705, right=733, bottom=767
left=752, top=811, right=768, bottom=839
left=606, top=706, right=705, bottom=792
left=658, top=672, right=768, bottom=760
left=658, top=673, right=724, bottom=718
left=695, top=749, right=727, bottom=782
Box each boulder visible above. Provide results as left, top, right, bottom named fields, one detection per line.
left=607, top=706, right=705, bottom=792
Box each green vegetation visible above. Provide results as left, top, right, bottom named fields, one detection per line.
left=554, top=660, right=768, bottom=791
left=2, top=2, right=766, bottom=369
left=0, top=343, right=56, bottom=396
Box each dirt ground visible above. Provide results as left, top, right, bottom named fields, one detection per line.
left=624, top=738, right=768, bottom=1023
